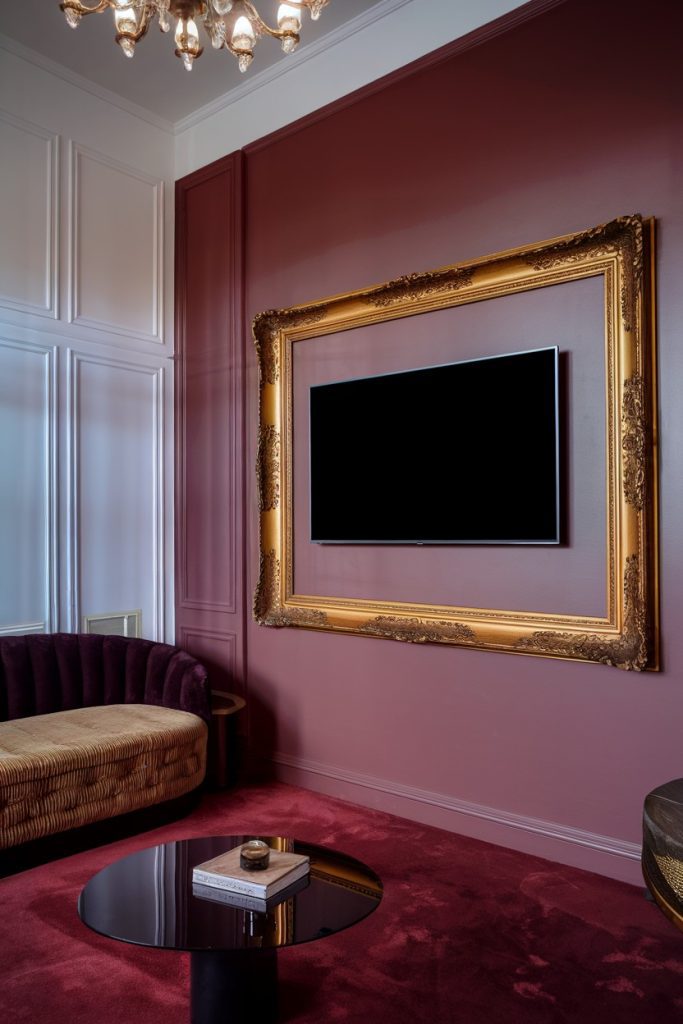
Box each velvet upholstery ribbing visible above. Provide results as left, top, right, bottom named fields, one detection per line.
left=0, top=634, right=212, bottom=724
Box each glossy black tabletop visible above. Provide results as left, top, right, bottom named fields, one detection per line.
left=78, top=836, right=382, bottom=953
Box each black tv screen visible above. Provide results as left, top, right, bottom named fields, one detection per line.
left=309, top=347, right=560, bottom=545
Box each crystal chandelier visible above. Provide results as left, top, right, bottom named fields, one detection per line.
left=59, top=1, right=331, bottom=73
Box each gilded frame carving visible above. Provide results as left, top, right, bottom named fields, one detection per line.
left=253, top=216, right=658, bottom=671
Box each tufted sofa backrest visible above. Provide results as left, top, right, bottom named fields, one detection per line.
left=0, top=633, right=211, bottom=724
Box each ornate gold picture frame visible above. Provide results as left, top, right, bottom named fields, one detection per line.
left=253, top=216, right=658, bottom=671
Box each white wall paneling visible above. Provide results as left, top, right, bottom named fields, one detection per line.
left=68, top=143, right=164, bottom=345
left=0, top=47, right=175, bottom=644
left=67, top=350, right=165, bottom=640
left=0, top=333, right=57, bottom=632
left=0, top=110, right=58, bottom=319
left=0, top=622, right=46, bottom=636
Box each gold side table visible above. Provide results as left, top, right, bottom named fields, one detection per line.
left=643, top=778, right=683, bottom=932
left=209, top=690, right=246, bottom=788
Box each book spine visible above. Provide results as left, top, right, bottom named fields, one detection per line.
left=193, top=888, right=266, bottom=911
left=192, top=870, right=266, bottom=897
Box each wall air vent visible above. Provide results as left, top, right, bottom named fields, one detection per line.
left=82, top=610, right=142, bottom=638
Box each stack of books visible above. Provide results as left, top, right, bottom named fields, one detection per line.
left=192, top=846, right=310, bottom=912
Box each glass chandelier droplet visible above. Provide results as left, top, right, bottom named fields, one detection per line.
left=119, top=36, right=136, bottom=57
left=64, top=7, right=81, bottom=28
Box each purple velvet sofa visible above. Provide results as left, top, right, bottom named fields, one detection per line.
left=0, top=633, right=212, bottom=849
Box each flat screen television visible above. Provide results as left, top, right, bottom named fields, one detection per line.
left=309, top=346, right=560, bottom=545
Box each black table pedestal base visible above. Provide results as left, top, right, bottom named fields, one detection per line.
left=190, top=949, right=278, bottom=1024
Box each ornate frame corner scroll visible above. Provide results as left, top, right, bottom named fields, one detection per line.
left=253, top=216, right=659, bottom=670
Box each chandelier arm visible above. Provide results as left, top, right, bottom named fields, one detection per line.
left=264, top=1, right=329, bottom=10
left=224, top=38, right=257, bottom=57
left=60, top=1, right=111, bottom=14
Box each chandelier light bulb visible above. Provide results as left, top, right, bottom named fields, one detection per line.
left=186, top=16, right=200, bottom=47
left=231, top=15, right=256, bottom=51
left=174, top=15, right=201, bottom=67
left=175, top=16, right=200, bottom=48
left=277, top=3, right=302, bottom=33
left=114, top=4, right=137, bottom=34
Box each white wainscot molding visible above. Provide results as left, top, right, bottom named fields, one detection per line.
left=0, top=622, right=46, bottom=636
left=66, top=350, right=165, bottom=640
left=0, top=110, right=59, bottom=320
left=0, top=333, right=58, bottom=633
left=68, top=143, right=164, bottom=346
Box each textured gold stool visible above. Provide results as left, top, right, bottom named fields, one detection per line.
left=643, top=778, right=683, bottom=931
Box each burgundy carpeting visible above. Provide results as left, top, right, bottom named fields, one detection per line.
left=2, top=782, right=683, bottom=1023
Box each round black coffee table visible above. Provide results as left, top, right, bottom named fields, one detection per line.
left=78, top=835, right=382, bottom=1024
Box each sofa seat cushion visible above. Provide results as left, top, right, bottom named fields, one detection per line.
left=0, top=704, right=207, bottom=849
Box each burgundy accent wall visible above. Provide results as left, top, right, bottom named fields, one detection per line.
left=179, top=0, right=682, bottom=882
left=175, top=154, right=246, bottom=707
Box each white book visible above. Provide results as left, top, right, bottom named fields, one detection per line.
left=192, top=873, right=310, bottom=912
left=192, top=846, right=310, bottom=899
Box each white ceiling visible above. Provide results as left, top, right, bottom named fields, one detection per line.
left=0, top=0, right=386, bottom=125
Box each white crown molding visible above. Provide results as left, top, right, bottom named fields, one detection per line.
left=173, top=0, right=414, bottom=134
left=0, top=31, right=175, bottom=135
left=270, top=751, right=642, bottom=866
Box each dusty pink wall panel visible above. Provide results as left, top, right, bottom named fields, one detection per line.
left=179, top=174, right=236, bottom=609
left=175, top=155, right=246, bottom=701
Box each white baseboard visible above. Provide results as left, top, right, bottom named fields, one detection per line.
left=265, top=751, right=643, bottom=886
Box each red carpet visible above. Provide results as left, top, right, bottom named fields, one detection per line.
left=2, top=782, right=682, bottom=1023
